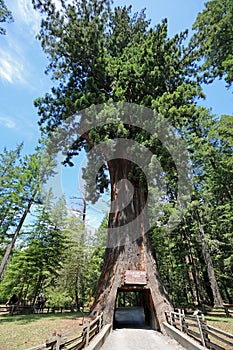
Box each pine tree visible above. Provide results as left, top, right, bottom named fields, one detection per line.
left=0, top=195, right=68, bottom=303
left=191, top=0, right=233, bottom=86
left=0, top=148, right=42, bottom=279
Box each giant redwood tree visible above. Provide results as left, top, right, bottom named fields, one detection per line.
left=32, top=0, right=204, bottom=329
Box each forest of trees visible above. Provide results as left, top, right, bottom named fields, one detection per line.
left=0, top=0, right=232, bottom=313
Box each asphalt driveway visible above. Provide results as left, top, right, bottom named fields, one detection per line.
left=101, top=307, right=185, bottom=350
left=101, top=328, right=185, bottom=350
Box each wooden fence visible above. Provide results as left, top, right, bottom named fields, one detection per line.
left=205, top=305, right=233, bottom=318
left=0, top=305, right=73, bottom=316
left=26, top=312, right=103, bottom=350
left=0, top=305, right=35, bottom=316
left=165, top=310, right=233, bottom=350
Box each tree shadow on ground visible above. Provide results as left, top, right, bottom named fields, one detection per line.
left=0, top=311, right=89, bottom=325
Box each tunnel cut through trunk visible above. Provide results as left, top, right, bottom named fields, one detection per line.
left=114, top=287, right=159, bottom=330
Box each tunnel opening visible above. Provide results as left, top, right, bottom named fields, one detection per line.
left=113, top=287, right=159, bottom=330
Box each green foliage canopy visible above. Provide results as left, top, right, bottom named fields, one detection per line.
left=192, top=0, right=233, bottom=86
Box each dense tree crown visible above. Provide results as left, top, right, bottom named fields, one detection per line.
left=191, top=0, right=233, bottom=86
left=32, top=0, right=203, bottom=200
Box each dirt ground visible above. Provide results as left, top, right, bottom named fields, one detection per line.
left=0, top=312, right=91, bottom=350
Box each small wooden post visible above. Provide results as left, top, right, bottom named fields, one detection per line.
left=10, top=305, right=14, bottom=316
left=85, top=321, right=90, bottom=348
left=224, top=306, right=230, bottom=317
left=172, top=311, right=177, bottom=327
left=201, top=313, right=211, bottom=346
left=56, top=334, right=62, bottom=350
left=170, top=311, right=174, bottom=326
left=99, top=313, right=103, bottom=332
left=178, top=309, right=183, bottom=330
left=178, top=309, right=185, bottom=332
left=196, top=315, right=206, bottom=347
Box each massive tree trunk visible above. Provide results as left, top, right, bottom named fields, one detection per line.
left=91, top=157, right=172, bottom=332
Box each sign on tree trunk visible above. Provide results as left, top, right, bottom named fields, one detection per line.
left=124, top=271, right=147, bottom=285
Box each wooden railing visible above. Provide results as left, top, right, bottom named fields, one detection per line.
left=205, top=305, right=233, bottom=318
left=0, top=305, right=36, bottom=315
left=0, top=305, right=72, bottom=316
left=26, top=312, right=104, bottom=350
left=165, top=310, right=233, bottom=350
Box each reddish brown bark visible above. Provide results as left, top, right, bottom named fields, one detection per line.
left=91, top=157, right=172, bottom=331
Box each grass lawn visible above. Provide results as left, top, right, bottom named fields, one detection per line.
left=0, top=311, right=89, bottom=350
left=205, top=315, right=233, bottom=334
left=205, top=315, right=233, bottom=350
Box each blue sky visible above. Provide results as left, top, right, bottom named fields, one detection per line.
left=1, top=0, right=231, bottom=154
left=1, top=0, right=232, bottom=229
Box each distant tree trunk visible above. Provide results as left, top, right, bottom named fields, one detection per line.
left=0, top=189, right=37, bottom=280
left=194, top=208, right=223, bottom=306
left=185, top=254, right=199, bottom=305
left=222, top=283, right=232, bottom=304
left=75, top=272, right=80, bottom=311
left=91, top=157, right=172, bottom=331
left=33, top=275, right=44, bottom=305
left=183, top=229, right=202, bottom=305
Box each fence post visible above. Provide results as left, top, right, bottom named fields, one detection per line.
left=99, top=313, right=103, bottom=332
left=179, top=309, right=186, bottom=332
left=224, top=306, right=230, bottom=317
left=170, top=311, right=174, bottom=326
left=55, top=334, right=62, bottom=350
left=10, top=305, right=15, bottom=316
left=195, top=315, right=206, bottom=347
left=85, top=321, right=90, bottom=348
left=178, top=309, right=183, bottom=330
left=201, top=313, right=211, bottom=346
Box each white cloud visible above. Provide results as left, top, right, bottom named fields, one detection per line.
left=17, top=0, right=41, bottom=36
left=0, top=116, right=16, bottom=129
left=17, top=0, right=72, bottom=31
left=16, top=0, right=65, bottom=36
left=0, top=52, right=25, bottom=84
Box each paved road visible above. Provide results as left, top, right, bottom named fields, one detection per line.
left=101, top=328, right=185, bottom=350
left=101, top=307, right=185, bottom=350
